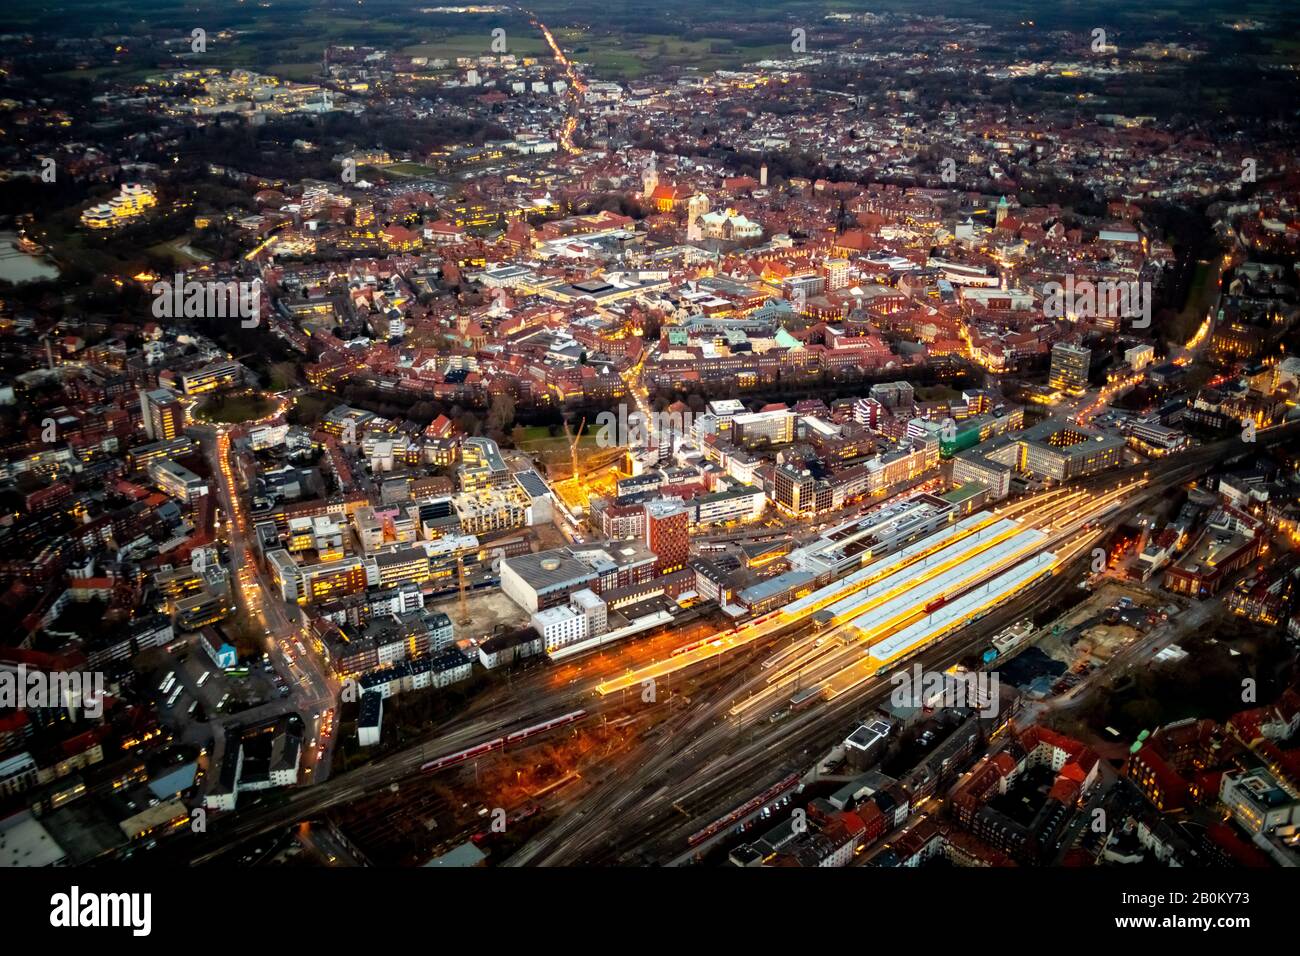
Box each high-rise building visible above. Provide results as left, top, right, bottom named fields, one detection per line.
left=179, top=360, right=242, bottom=396
left=1049, top=342, right=1091, bottom=396
left=853, top=397, right=885, bottom=428
left=732, top=410, right=796, bottom=447
left=645, top=500, right=689, bottom=575
left=140, top=387, right=185, bottom=440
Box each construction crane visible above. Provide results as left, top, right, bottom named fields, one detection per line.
left=563, top=416, right=586, bottom=482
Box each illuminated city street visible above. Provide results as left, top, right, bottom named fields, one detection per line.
left=1, top=1, right=1298, bottom=933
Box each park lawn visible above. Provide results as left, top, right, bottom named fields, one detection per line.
left=384, top=162, right=444, bottom=178
left=194, top=392, right=277, bottom=424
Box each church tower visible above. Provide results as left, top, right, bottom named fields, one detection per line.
left=642, top=157, right=658, bottom=199
left=687, top=192, right=709, bottom=242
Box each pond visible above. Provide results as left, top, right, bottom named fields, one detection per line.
left=0, top=231, right=60, bottom=284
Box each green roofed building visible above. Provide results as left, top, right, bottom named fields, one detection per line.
left=940, top=481, right=990, bottom=515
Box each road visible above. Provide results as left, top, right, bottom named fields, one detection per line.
left=199, top=424, right=339, bottom=783
left=520, top=6, right=585, bottom=154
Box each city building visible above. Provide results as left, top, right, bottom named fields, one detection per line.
left=500, top=549, right=599, bottom=613
left=80, top=182, right=157, bottom=229
left=645, top=500, right=689, bottom=575
left=140, top=388, right=186, bottom=441
left=148, top=459, right=209, bottom=502
left=1048, top=342, right=1091, bottom=397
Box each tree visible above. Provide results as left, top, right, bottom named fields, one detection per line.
left=486, top=392, right=515, bottom=434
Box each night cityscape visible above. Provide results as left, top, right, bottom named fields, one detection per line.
left=0, top=0, right=1297, bottom=934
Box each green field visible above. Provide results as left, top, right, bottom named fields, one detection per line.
left=383, top=162, right=444, bottom=178
left=193, top=392, right=277, bottom=424
left=15, top=0, right=1298, bottom=90
left=558, top=30, right=794, bottom=80
left=511, top=424, right=607, bottom=463
left=402, top=32, right=549, bottom=61
left=267, top=62, right=322, bottom=81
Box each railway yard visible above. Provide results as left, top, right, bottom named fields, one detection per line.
left=157, top=426, right=1287, bottom=868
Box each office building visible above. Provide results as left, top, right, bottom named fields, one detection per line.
left=148, top=459, right=208, bottom=503
left=1048, top=342, right=1091, bottom=396
left=140, top=388, right=185, bottom=440
left=645, top=500, right=689, bottom=575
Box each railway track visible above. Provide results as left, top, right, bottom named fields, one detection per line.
left=514, top=547, right=1094, bottom=866
left=508, top=432, right=1300, bottom=864
left=165, top=423, right=1296, bottom=865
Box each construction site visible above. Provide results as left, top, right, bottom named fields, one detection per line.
left=512, top=417, right=629, bottom=518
